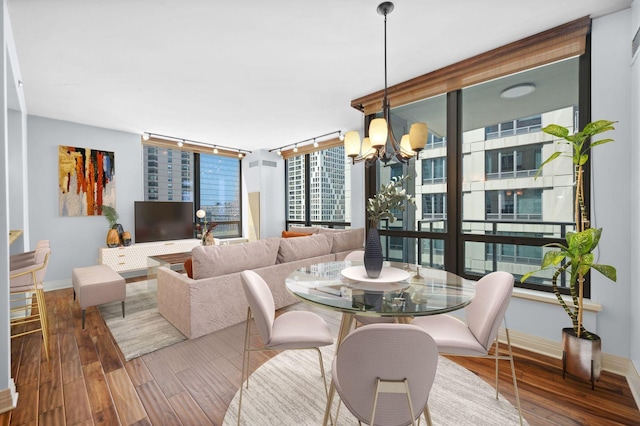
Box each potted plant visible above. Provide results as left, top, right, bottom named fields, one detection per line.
left=364, top=174, right=415, bottom=278
left=521, top=120, right=617, bottom=388
left=101, top=205, right=121, bottom=247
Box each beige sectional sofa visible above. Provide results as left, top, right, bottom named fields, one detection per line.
left=157, top=228, right=364, bottom=339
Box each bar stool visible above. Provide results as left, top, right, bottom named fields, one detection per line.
left=10, top=247, right=51, bottom=362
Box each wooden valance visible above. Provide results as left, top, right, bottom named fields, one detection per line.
left=351, top=16, right=591, bottom=115
left=142, top=136, right=244, bottom=159
left=280, top=137, right=344, bottom=160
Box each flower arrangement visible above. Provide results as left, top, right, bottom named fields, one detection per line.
left=195, top=209, right=218, bottom=245
left=366, top=174, right=416, bottom=227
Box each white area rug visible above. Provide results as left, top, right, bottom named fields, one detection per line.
left=98, top=280, right=186, bottom=361
left=224, top=344, right=526, bottom=425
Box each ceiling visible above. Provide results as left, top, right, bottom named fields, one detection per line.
left=6, top=0, right=631, bottom=153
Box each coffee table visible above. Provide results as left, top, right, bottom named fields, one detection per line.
left=147, top=251, right=192, bottom=281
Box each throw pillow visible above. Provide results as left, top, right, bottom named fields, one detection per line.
left=282, top=230, right=312, bottom=238
left=184, top=258, right=193, bottom=278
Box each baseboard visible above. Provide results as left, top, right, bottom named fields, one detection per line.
left=0, top=379, right=18, bottom=414
left=499, top=329, right=639, bottom=407
left=43, top=279, right=72, bottom=291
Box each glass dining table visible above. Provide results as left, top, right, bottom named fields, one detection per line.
left=285, top=260, right=477, bottom=426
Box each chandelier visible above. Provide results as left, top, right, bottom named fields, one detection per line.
left=345, top=2, right=428, bottom=166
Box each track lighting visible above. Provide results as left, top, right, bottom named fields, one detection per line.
left=142, top=132, right=250, bottom=158
left=269, top=130, right=342, bottom=155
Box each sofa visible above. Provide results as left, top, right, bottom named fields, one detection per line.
left=157, top=227, right=364, bottom=339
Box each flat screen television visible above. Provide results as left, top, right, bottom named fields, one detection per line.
left=134, top=201, right=194, bottom=243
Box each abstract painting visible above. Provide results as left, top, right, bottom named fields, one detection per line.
left=58, top=145, right=116, bottom=216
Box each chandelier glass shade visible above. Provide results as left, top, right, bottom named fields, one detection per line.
left=346, top=2, right=428, bottom=166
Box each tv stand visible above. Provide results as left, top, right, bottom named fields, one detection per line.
left=98, top=239, right=202, bottom=273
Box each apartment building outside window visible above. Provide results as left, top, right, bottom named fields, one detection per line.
left=286, top=145, right=351, bottom=228
left=142, top=145, right=242, bottom=238
left=367, top=55, right=582, bottom=295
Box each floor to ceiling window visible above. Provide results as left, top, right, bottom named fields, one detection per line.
left=142, top=144, right=242, bottom=238
left=364, top=48, right=587, bottom=295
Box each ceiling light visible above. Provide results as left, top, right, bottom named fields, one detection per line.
left=17, top=80, right=23, bottom=87
left=177, top=140, right=184, bottom=147
left=339, top=131, right=345, bottom=142
left=142, top=132, right=150, bottom=141
left=346, top=2, right=427, bottom=166
left=213, top=146, right=219, bottom=154
left=238, top=152, right=244, bottom=158
left=277, top=149, right=282, bottom=156
left=313, top=139, right=319, bottom=148
left=500, top=83, right=536, bottom=99
left=293, top=144, right=298, bottom=153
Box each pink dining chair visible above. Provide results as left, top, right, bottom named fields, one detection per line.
left=329, top=323, right=439, bottom=426
left=238, top=270, right=334, bottom=425
left=411, top=270, right=523, bottom=425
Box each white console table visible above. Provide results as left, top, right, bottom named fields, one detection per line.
left=98, top=239, right=203, bottom=273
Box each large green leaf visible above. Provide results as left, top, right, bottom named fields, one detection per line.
left=542, top=124, right=569, bottom=138
left=584, top=120, right=616, bottom=136
left=592, top=264, right=617, bottom=282
left=535, top=151, right=562, bottom=178
left=590, top=138, right=614, bottom=148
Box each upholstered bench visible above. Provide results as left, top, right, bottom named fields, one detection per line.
left=72, top=264, right=126, bottom=329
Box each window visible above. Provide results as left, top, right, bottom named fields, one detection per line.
left=142, top=145, right=242, bottom=238
left=286, top=145, right=351, bottom=228
left=367, top=56, right=583, bottom=294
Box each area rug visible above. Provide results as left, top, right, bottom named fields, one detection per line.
left=223, top=344, right=527, bottom=425
left=98, top=280, right=186, bottom=361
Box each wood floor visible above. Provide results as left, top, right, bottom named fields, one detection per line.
left=2, top=285, right=640, bottom=426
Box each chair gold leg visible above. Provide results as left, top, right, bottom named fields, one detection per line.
left=35, top=288, right=50, bottom=362
left=505, top=328, right=524, bottom=426
left=423, top=403, right=433, bottom=426
left=494, top=337, right=500, bottom=399
left=237, top=308, right=252, bottom=426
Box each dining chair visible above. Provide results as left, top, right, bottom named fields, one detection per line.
left=10, top=246, right=51, bottom=362
left=329, top=323, right=439, bottom=426
left=238, top=270, right=334, bottom=425
left=344, top=250, right=396, bottom=328
left=411, top=270, right=523, bottom=425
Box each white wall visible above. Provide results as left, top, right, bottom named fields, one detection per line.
left=629, top=0, right=640, bottom=371
left=242, top=149, right=285, bottom=239
left=26, top=116, right=142, bottom=283
left=8, top=108, right=26, bottom=254
left=590, top=8, right=633, bottom=357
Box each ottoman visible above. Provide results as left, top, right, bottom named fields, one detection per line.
left=72, top=264, right=126, bottom=329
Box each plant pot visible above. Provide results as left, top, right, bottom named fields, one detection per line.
left=106, top=228, right=120, bottom=248
left=364, top=227, right=383, bottom=278
left=562, top=327, right=601, bottom=389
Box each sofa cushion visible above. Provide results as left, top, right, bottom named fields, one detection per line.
left=192, top=238, right=280, bottom=279
left=277, top=234, right=332, bottom=263
left=327, top=228, right=365, bottom=253
left=282, top=230, right=312, bottom=238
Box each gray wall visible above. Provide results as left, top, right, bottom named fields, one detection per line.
left=26, top=116, right=142, bottom=283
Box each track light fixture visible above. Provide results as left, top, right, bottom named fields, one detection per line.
left=269, top=130, right=342, bottom=155
left=141, top=132, right=251, bottom=157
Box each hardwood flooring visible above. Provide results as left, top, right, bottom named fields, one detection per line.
left=2, top=285, right=640, bottom=426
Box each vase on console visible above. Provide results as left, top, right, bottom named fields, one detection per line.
left=364, top=227, right=383, bottom=278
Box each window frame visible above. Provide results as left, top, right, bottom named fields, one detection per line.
left=362, top=23, right=592, bottom=297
